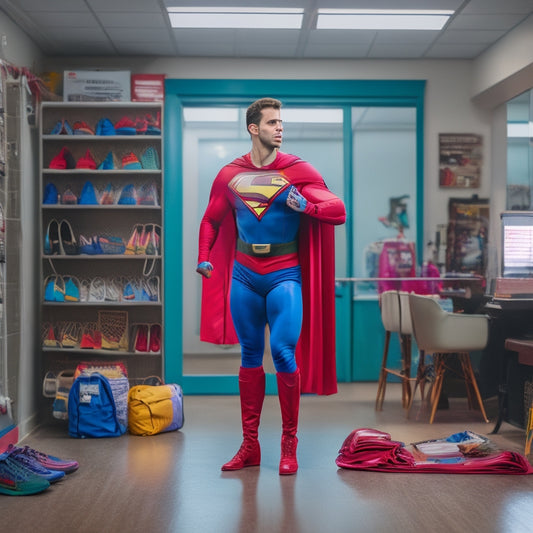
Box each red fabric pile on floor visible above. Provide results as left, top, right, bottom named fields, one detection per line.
left=336, top=428, right=533, bottom=474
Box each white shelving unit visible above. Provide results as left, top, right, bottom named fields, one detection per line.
left=39, top=101, right=164, bottom=384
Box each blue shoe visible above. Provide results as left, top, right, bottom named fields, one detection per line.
left=5, top=447, right=65, bottom=483
left=49, top=120, right=73, bottom=135
left=96, top=117, right=116, bottom=136
left=10, top=445, right=79, bottom=474
left=117, top=184, right=137, bottom=205
left=43, top=182, right=59, bottom=204
left=97, top=151, right=115, bottom=170
left=0, top=452, right=50, bottom=495
left=79, top=235, right=103, bottom=255
left=79, top=181, right=98, bottom=205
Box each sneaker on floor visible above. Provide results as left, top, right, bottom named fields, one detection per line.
left=9, top=445, right=79, bottom=474
left=0, top=452, right=50, bottom=495
left=5, top=447, right=65, bottom=483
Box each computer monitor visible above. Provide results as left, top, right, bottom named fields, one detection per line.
left=501, top=211, right=533, bottom=278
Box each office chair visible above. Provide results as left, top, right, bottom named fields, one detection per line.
left=407, top=293, right=489, bottom=424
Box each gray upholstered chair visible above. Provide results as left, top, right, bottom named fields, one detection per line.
left=407, top=293, right=489, bottom=424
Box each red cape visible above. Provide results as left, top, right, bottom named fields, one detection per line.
left=200, top=152, right=340, bottom=395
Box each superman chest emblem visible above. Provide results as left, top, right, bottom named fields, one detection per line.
left=228, top=171, right=290, bottom=219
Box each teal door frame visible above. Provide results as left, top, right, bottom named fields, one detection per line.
left=164, top=79, right=425, bottom=394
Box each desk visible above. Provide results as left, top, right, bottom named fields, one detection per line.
left=486, top=300, right=533, bottom=434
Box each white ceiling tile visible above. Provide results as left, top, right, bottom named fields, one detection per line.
left=461, top=0, right=533, bottom=14
left=307, top=30, right=375, bottom=46
left=105, top=27, right=170, bottom=42
left=48, top=41, right=118, bottom=55
left=177, top=42, right=237, bottom=56
left=114, top=41, right=177, bottom=55
left=40, top=27, right=110, bottom=43
left=97, top=13, right=168, bottom=28
left=23, top=11, right=100, bottom=27
left=426, top=43, right=488, bottom=58
left=368, top=44, right=426, bottom=58
left=447, top=13, right=527, bottom=30
left=87, top=0, right=163, bottom=12
left=436, top=29, right=507, bottom=44
left=303, top=44, right=372, bottom=58
left=15, top=0, right=88, bottom=11
left=373, top=30, right=439, bottom=45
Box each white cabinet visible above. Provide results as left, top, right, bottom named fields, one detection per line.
left=40, top=102, right=164, bottom=382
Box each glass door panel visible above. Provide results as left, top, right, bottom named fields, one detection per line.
left=352, top=107, right=417, bottom=295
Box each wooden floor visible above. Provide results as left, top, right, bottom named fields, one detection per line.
left=2, top=382, right=532, bottom=533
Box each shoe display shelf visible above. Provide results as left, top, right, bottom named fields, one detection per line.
left=39, top=102, right=164, bottom=382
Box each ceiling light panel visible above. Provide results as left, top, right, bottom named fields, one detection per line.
left=168, top=7, right=304, bottom=29
left=316, top=9, right=453, bottom=30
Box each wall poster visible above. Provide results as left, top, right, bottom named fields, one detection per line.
left=439, top=133, right=483, bottom=189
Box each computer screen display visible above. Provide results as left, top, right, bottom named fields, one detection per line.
left=501, top=211, right=533, bottom=278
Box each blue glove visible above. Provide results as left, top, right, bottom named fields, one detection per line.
left=196, top=261, right=214, bottom=278
left=286, top=186, right=307, bottom=212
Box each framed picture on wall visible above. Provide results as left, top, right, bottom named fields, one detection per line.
left=439, top=133, right=483, bottom=188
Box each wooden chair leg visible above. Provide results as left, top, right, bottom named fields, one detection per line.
left=460, top=353, right=489, bottom=423
left=400, top=334, right=412, bottom=409
left=406, top=349, right=425, bottom=416
left=429, top=354, right=445, bottom=424
left=375, top=331, right=391, bottom=411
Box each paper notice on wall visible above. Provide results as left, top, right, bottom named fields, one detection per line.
left=63, top=70, right=131, bottom=102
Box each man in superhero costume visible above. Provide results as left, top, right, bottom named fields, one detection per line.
left=197, top=98, right=345, bottom=475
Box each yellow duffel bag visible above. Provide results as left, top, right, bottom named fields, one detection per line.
left=128, top=382, right=184, bottom=436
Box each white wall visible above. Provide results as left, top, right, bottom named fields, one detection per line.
left=471, top=14, right=533, bottom=108
left=0, top=11, right=43, bottom=68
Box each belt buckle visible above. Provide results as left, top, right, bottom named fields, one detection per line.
left=252, top=244, right=271, bottom=255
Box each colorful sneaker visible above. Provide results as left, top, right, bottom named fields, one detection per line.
left=76, top=149, right=97, bottom=170
left=135, top=116, right=148, bottom=135
left=49, top=147, right=76, bottom=169
left=43, top=182, right=59, bottom=204
left=121, top=152, right=142, bottom=170
left=5, top=446, right=65, bottom=483
left=146, top=112, right=161, bottom=135
left=96, top=117, right=116, bottom=135
left=73, top=121, right=95, bottom=135
left=117, top=184, right=137, bottom=205
left=61, top=186, right=78, bottom=205
left=97, top=151, right=115, bottom=170
left=115, top=116, right=136, bottom=135
left=140, top=147, right=160, bottom=170
left=50, top=119, right=73, bottom=135
left=0, top=451, right=50, bottom=495
left=8, top=445, right=79, bottom=474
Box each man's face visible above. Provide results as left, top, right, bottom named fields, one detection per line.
left=256, top=107, right=283, bottom=149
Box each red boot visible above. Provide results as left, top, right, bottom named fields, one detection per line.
left=277, top=368, right=301, bottom=475
left=221, top=366, right=265, bottom=471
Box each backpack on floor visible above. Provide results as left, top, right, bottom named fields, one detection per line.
left=68, top=372, right=127, bottom=438
left=128, top=382, right=184, bottom=436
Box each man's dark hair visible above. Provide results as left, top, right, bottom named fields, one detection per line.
left=246, top=98, right=282, bottom=131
